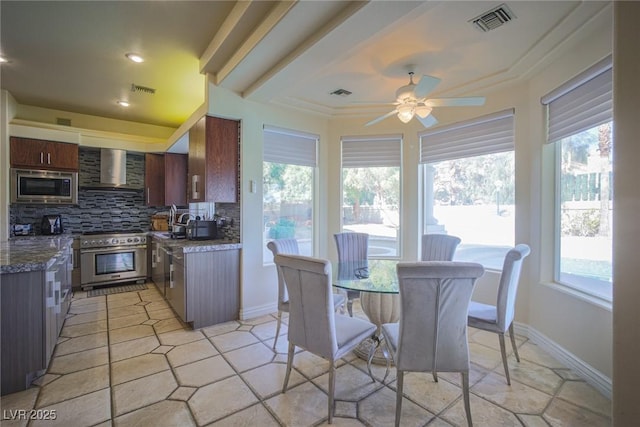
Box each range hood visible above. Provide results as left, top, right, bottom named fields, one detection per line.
left=81, top=148, right=143, bottom=192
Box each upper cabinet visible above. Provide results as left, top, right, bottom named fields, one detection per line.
left=10, top=137, right=79, bottom=171
left=188, top=116, right=239, bottom=203
left=145, top=153, right=187, bottom=206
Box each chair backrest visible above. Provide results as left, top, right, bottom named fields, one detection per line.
left=334, top=232, right=369, bottom=262
left=267, top=239, right=300, bottom=307
left=274, top=254, right=338, bottom=359
left=420, top=234, right=461, bottom=261
left=395, top=261, right=485, bottom=373
left=496, top=244, right=531, bottom=331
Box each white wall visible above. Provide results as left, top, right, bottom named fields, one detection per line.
left=1, top=90, right=17, bottom=241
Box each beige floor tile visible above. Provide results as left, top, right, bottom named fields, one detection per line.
left=472, top=372, right=553, bottom=414
left=30, top=388, right=111, bottom=427
left=107, top=305, right=147, bottom=319
left=32, top=373, right=61, bottom=387
left=469, top=328, right=527, bottom=352
left=349, top=355, right=398, bottom=384
left=144, top=300, right=171, bottom=312
left=188, top=376, right=259, bottom=425
left=333, top=400, right=358, bottom=419
left=556, top=380, right=611, bottom=417
left=543, top=397, right=611, bottom=427
left=250, top=320, right=279, bottom=341
left=442, top=393, right=521, bottom=427
left=225, top=342, right=275, bottom=372
left=107, top=297, right=142, bottom=310
left=147, top=308, right=178, bottom=321
left=359, top=385, right=435, bottom=427
left=109, top=324, right=155, bottom=344
left=157, top=329, right=205, bottom=346
left=36, top=365, right=109, bottom=407
left=68, top=301, right=106, bottom=314
left=169, top=386, right=197, bottom=401
left=70, top=294, right=99, bottom=304
left=63, top=310, right=107, bottom=326
left=107, top=292, right=141, bottom=303
left=241, top=314, right=275, bottom=326
left=554, top=368, right=583, bottom=381
left=111, top=353, right=170, bottom=385
left=54, top=332, right=108, bottom=356
left=0, top=387, right=40, bottom=427
left=166, top=339, right=218, bottom=367
left=242, top=363, right=306, bottom=399
left=288, top=350, right=331, bottom=379
left=518, top=342, right=566, bottom=369
left=138, top=289, right=165, bottom=302
left=393, top=371, right=463, bottom=414
left=209, top=403, right=280, bottom=426
left=495, top=355, right=564, bottom=395
left=265, top=381, right=332, bottom=426
left=49, top=346, right=109, bottom=374
left=152, top=345, right=173, bottom=354
left=113, top=400, right=195, bottom=427
left=469, top=342, right=503, bottom=370
left=268, top=332, right=291, bottom=354
left=110, top=335, right=160, bottom=362
left=60, top=319, right=108, bottom=338
left=108, top=313, right=149, bottom=330
left=314, top=364, right=383, bottom=402
left=112, top=370, right=177, bottom=416
left=153, top=317, right=186, bottom=334
left=518, top=414, right=553, bottom=427
left=210, top=330, right=259, bottom=353
left=201, top=320, right=241, bottom=337
left=437, top=362, right=490, bottom=388
left=174, top=355, right=235, bottom=387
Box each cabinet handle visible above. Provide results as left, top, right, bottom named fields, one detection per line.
left=151, top=249, right=156, bottom=268
left=40, top=152, right=44, bottom=164
left=147, top=187, right=150, bottom=204
left=169, top=264, right=175, bottom=288
left=192, top=175, right=200, bottom=200
left=47, top=153, right=51, bottom=164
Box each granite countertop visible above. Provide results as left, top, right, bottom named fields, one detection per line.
left=1, top=235, right=74, bottom=274
left=148, top=232, right=242, bottom=253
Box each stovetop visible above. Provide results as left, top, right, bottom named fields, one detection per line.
left=80, top=229, right=147, bottom=248
left=81, top=229, right=144, bottom=236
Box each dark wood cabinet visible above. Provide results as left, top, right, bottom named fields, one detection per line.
left=145, top=153, right=187, bottom=206
left=10, top=136, right=79, bottom=171
left=188, top=116, right=239, bottom=203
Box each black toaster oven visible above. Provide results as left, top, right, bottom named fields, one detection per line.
left=186, top=220, right=218, bottom=240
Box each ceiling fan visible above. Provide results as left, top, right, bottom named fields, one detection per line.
left=365, top=72, right=485, bottom=128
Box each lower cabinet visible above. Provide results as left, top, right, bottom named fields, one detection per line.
left=164, top=247, right=240, bottom=329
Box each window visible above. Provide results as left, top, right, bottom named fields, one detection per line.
left=263, top=126, right=317, bottom=263
left=420, top=110, right=515, bottom=270
left=542, top=55, right=612, bottom=300
left=341, top=135, right=402, bottom=258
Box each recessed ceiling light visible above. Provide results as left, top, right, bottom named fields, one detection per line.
left=125, top=53, right=144, bottom=63
left=0, top=56, right=8, bottom=63
left=117, top=100, right=130, bottom=107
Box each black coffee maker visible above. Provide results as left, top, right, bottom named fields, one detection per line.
left=41, top=215, right=63, bottom=235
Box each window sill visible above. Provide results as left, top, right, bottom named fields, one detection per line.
left=540, top=281, right=612, bottom=312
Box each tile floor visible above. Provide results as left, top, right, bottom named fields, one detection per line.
left=1, top=284, right=611, bottom=426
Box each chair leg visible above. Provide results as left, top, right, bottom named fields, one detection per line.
left=395, top=371, right=404, bottom=427
left=328, top=361, right=336, bottom=424
left=273, top=311, right=283, bottom=349
left=461, top=372, right=472, bottom=427
left=509, top=323, right=520, bottom=362
left=498, top=333, right=511, bottom=385
left=347, top=297, right=354, bottom=317
left=432, top=372, right=438, bottom=383
left=282, top=341, right=295, bottom=393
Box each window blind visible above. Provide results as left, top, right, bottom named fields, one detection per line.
left=341, top=135, right=402, bottom=168
left=263, top=125, right=317, bottom=166
left=541, top=55, right=612, bottom=144
left=419, top=109, right=514, bottom=163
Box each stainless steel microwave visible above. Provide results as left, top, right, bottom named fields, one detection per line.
left=11, top=168, right=78, bottom=204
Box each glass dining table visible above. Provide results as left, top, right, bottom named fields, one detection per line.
left=333, top=259, right=399, bottom=381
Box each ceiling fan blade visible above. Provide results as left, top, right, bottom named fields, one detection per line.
left=365, top=109, right=398, bottom=126
left=414, top=75, right=441, bottom=98
left=427, top=96, right=485, bottom=107
left=418, top=113, right=438, bottom=128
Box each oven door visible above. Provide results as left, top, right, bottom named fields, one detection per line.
left=81, top=245, right=147, bottom=287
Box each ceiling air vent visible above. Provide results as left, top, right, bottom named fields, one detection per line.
left=330, top=88, right=352, bottom=97
left=56, top=118, right=71, bottom=126
left=470, top=4, right=516, bottom=32
left=131, top=83, right=156, bottom=95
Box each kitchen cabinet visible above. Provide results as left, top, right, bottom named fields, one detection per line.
left=145, top=152, right=187, bottom=206
left=166, top=249, right=186, bottom=321
left=10, top=136, right=79, bottom=171
left=188, top=116, right=239, bottom=203
left=1, top=247, right=72, bottom=395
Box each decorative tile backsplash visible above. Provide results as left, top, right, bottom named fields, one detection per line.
left=10, top=147, right=240, bottom=239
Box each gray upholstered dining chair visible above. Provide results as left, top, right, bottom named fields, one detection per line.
left=267, top=239, right=345, bottom=349
left=333, top=232, right=369, bottom=316
left=275, top=254, right=376, bottom=424
left=382, top=261, right=485, bottom=427
left=421, top=233, right=461, bottom=261
left=467, top=244, right=531, bottom=385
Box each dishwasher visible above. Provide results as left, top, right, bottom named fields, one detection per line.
left=165, top=247, right=186, bottom=322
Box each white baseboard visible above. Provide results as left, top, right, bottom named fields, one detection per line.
left=240, top=302, right=277, bottom=320
left=515, top=322, right=612, bottom=399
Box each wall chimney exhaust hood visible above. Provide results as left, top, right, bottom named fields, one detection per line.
left=81, top=148, right=143, bottom=192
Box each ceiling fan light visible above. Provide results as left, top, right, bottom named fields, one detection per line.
left=397, top=104, right=414, bottom=123
left=415, top=105, right=432, bottom=118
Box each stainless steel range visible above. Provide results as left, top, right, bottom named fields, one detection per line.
left=80, top=230, right=147, bottom=290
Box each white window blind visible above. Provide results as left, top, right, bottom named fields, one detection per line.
left=419, top=109, right=514, bottom=163
left=341, top=135, right=402, bottom=168
left=541, top=55, right=612, bottom=144
left=263, top=125, right=318, bottom=166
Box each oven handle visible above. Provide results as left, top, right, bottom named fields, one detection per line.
left=80, top=245, right=147, bottom=254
